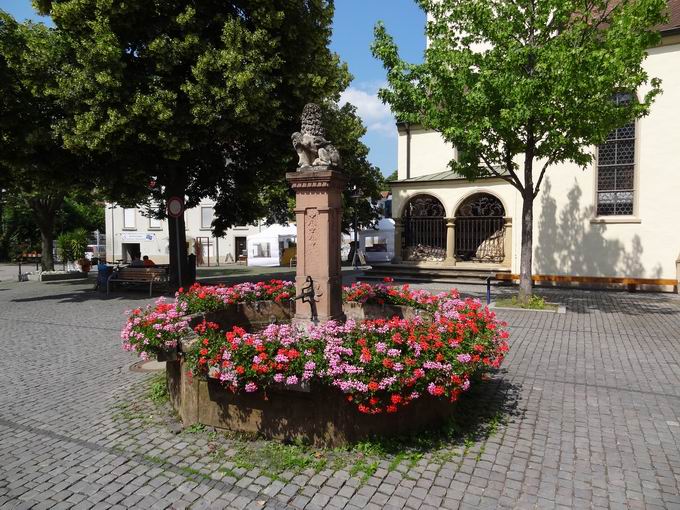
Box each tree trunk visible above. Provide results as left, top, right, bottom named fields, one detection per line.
left=39, top=228, right=55, bottom=271
left=26, top=196, right=63, bottom=271
left=518, top=191, right=534, bottom=301
left=518, top=124, right=536, bottom=302
left=167, top=202, right=192, bottom=290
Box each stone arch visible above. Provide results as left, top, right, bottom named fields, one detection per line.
left=401, top=194, right=447, bottom=261
left=454, top=192, right=506, bottom=262
left=452, top=190, right=507, bottom=219
left=403, top=194, right=446, bottom=219
left=395, top=191, right=449, bottom=219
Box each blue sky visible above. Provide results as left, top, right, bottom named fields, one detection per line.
left=2, top=0, right=426, bottom=175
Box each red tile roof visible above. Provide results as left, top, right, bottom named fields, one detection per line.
left=660, top=0, right=680, bottom=32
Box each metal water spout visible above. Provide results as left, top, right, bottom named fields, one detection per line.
left=292, top=275, right=318, bottom=322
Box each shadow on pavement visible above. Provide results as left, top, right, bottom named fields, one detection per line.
left=11, top=287, right=164, bottom=304
left=360, top=374, right=522, bottom=454
left=553, top=290, right=680, bottom=316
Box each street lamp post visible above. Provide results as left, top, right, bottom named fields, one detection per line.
left=350, top=186, right=363, bottom=269
left=108, top=204, right=116, bottom=263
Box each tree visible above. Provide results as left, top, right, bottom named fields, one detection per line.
left=382, top=170, right=398, bottom=192
left=324, top=102, right=385, bottom=232
left=39, top=0, right=350, bottom=287
left=0, top=12, right=94, bottom=270
left=373, top=0, right=666, bottom=300
left=0, top=192, right=39, bottom=261
left=0, top=190, right=105, bottom=262
left=226, top=100, right=385, bottom=233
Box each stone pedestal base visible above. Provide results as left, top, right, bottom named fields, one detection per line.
left=286, top=166, right=348, bottom=325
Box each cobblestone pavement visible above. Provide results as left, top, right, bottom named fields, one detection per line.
left=1, top=278, right=680, bottom=509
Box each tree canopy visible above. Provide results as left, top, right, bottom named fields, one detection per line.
left=40, top=0, right=351, bottom=208
left=37, top=0, right=352, bottom=284
left=0, top=12, right=96, bottom=269
left=323, top=102, right=385, bottom=232
left=373, top=0, right=667, bottom=298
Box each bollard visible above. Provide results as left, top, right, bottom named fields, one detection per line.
left=486, top=276, right=492, bottom=305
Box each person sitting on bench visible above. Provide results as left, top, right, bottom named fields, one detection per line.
left=142, top=255, right=156, bottom=267
left=129, top=255, right=145, bottom=267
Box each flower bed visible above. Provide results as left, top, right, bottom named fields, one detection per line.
left=186, top=302, right=507, bottom=415
left=121, top=279, right=509, bottom=444
left=178, top=279, right=440, bottom=317
left=121, top=298, right=189, bottom=360
left=342, top=278, right=443, bottom=309
left=177, top=280, right=295, bottom=315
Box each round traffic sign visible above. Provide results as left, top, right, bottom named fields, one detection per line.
left=167, top=197, right=184, bottom=218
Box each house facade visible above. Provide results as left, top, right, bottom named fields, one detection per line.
left=104, top=202, right=263, bottom=266
left=390, top=13, right=680, bottom=290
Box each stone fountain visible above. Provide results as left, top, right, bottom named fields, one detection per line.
left=164, top=104, right=466, bottom=446
left=287, top=103, right=347, bottom=325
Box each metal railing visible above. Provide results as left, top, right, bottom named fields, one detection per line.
left=455, top=217, right=505, bottom=262
left=403, top=217, right=447, bottom=261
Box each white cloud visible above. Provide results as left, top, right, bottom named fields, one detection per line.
left=368, top=121, right=398, bottom=137
left=339, top=86, right=397, bottom=139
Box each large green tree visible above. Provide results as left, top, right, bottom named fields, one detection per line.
left=373, top=0, right=666, bottom=299
left=38, top=0, right=350, bottom=286
left=215, top=101, right=385, bottom=235
left=0, top=12, right=95, bottom=270
left=0, top=190, right=104, bottom=262
left=324, top=102, right=384, bottom=232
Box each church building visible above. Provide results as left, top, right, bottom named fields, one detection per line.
left=388, top=3, right=680, bottom=291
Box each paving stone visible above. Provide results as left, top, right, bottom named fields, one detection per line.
left=1, top=280, right=680, bottom=510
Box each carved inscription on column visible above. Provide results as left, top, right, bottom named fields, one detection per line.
left=305, top=208, right=319, bottom=264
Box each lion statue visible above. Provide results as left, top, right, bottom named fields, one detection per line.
left=292, top=103, right=341, bottom=169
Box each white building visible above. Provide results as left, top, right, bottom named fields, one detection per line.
left=389, top=9, right=680, bottom=290
left=104, top=201, right=263, bottom=266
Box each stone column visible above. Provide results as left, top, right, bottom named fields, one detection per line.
left=503, top=217, right=513, bottom=268
left=286, top=166, right=348, bottom=324
left=392, top=218, right=403, bottom=263
left=445, top=218, right=456, bottom=265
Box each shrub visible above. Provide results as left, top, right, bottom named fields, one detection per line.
left=56, top=228, right=88, bottom=263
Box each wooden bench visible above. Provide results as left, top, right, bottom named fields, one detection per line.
left=107, top=267, right=169, bottom=297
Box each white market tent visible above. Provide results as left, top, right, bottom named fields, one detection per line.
left=247, top=224, right=297, bottom=267
left=359, top=218, right=395, bottom=263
